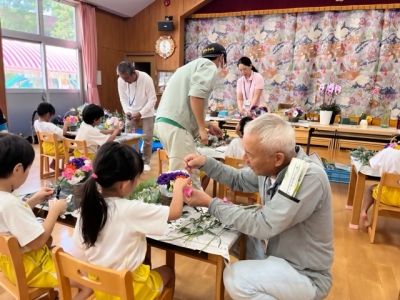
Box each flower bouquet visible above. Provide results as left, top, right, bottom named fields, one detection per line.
left=65, top=115, right=79, bottom=131
left=104, top=110, right=125, bottom=135
left=285, top=107, right=304, bottom=123
left=56, top=156, right=93, bottom=208
left=250, top=105, right=268, bottom=118
left=156, top=171, right=190, bottom=206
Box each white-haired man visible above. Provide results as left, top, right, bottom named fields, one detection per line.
left=183, top=114, right=333, bottom=300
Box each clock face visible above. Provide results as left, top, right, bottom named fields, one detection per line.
left=160, top=40, right=171, bottom=54
left=155, top=36, right=175, bottom=59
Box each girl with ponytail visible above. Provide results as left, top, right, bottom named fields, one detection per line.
left=32, top=102, right=70, bottom=170
left=73, top=142, right=188, bottom=300
left=236, top=56, right=265, bottom=116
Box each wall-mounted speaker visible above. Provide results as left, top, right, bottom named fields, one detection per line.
left=158, top=21, right=174, bottom=31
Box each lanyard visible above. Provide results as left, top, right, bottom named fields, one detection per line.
left=264, top=177, right=278, bottom=199
left=243, top=73, right=253, bottom=100
left=128, top=81, right=137, bottom=107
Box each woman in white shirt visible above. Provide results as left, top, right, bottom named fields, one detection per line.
left=225, top=117, right=253, bottom=159
left=32, top=103, right=70, bottom=170
left=236, top=57, right=265, bottom=116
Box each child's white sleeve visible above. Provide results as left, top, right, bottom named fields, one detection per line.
left=3, top=200, right=44, bottom=247
left=48, top=123, right=64, bottom=138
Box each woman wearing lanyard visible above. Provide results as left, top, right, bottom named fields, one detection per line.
left=236, top=57, right=265, bottom=115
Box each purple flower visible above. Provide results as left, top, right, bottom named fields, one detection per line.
left=70, top=157, right=85, bottom=169
left=334, top=85, right=341, bottom=95
left=157, top=171, right=189, bottom=188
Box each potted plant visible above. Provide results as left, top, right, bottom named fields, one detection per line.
left=250, top=104, right=268, bottom=118
left=317, top=83, right=342, bottom=125
left=209, top=101, right=224, bottom=117
left=284, top=107, right=304, bottom=123
left=156, top=171, right=191, bottom=206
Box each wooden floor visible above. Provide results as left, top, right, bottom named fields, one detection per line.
left=2, top=145, right=400, bottom=300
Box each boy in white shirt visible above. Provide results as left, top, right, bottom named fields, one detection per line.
left=75, top=104, right=120, bottom=159
left=360, top=147, right=400, bottom=228
left=225, top=116, right=253, bottom=158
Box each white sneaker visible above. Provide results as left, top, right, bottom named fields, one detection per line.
left=144, top=164, right=151, bottom=172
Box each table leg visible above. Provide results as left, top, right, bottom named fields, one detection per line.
left=166, top=250, right=175, bottom=269
left=306, top=128, right=314, bottom=155
left=218, top=182, right=224, bottom=199
left=239, top=234, right=247, bottom=260
left=349, top=172, right=366, bottom=229
left=215, top=255, right=225, bottom=300
left=346, top=165, right=357, bottom=209
left=213, top=179, right=217, bottom=198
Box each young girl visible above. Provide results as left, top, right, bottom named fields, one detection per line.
left=73, top=142, right=188, bottom=300
left=32, top=103, right=70, bottom=169
left=0, top=133, right=91, bottom=299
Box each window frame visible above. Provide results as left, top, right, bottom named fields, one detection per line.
left=1, top=0, right=82, bottom=99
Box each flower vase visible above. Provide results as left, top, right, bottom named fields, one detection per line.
left=380, top=108, right=391, bottom=128
left=210, top=111, right=219, bottom=117
left=320, top=111, right=333, bottom=125
left=68, top=122, right=77, bottom=132
left=158, top=185, right=173, bottom=206
left=288, top=117, right=299, bottom=123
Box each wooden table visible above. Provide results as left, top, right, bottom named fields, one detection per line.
left=306, top=123, right=398, bottom=154
left=346, top=158, right=380, bottom=229
left=66, top=131, right=145, bottom=151
left=146, top=235, right=246, bottom=300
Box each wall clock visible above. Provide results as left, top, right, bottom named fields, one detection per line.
left=155, top=36, right=175, bottom=59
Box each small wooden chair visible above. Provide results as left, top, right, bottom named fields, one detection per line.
left=62, top=137, right=89, bottom=162
left=52, top=247, right=173, bottom=300
left=37, top=131, right=65, bottom=181
left=368, top=172, right=400, bottom=243
left=0, top=235, right=56, bottom=299
left=223, top=156, right=261, bottom=205
left=157, top=148, right=169, bottom=175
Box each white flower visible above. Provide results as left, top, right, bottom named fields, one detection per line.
left=292, top=110, right=299, bottom=117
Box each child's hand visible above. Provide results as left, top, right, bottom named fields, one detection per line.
left=174, top=178, right=190, bottom=192
left=35, top=187, right=54, bottom=202
left=64, top=119, right=71, bottom=127
left=114, top=123, right=120, bottom=132
left=49, top=199, right=67, bottom=215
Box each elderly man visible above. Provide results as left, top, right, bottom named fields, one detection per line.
left=117, top=61, right=157, bottom=171
left=183, top=114, right=333, bottom=300
left=155, top=43, right=225, bottom=190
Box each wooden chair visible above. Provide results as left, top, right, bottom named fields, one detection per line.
left=52, top=247, right=173, bottom=300
left=157, top=148, right=169, bottom=175
left=0, top=235, right=56, bottom=299
left=62, top=137, right=89, bottom=162
left=37, top=131, right=65, bottom=181
left=223, top=156, right=261, bottom=205
left=368, top=172, right=400, bottom=243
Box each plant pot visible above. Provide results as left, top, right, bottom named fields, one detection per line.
left=68, top=122, right=77, bottom=132
left=320, top=111, right=333, bottom=125
left=210, top=111, right=219, bottom=117
left=288, top=117, right=299, bottom=123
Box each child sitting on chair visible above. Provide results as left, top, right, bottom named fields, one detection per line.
left=360, top=146, right=400, bottom=228
left=73, top=142, right=188, bottom=299
left=75, top=104, right=120, bottom=160
left=32, top=102, right=70, bottom=170
left=225, top=116, right=253, bottom=158
left=0, top=133, right=92, bottom=299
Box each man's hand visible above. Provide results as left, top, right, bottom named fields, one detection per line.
left=184, top=189, right=212, bottom=207
left=132, top=112, right=141, bottom=121
left=208, top=124, right=223, bottom=137
left=199, top=128, right=208, bottom=145
left=183, top=154, right=207, bottom=174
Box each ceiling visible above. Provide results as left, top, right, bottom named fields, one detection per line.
left=86, top=0, right=156, bottom=18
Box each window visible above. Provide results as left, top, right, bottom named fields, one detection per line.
left=46, top=45, right=78, bottom=89
left=43, top=0, right=76, bottom=41
left=0, top=0, right=39, bottom=34
left=3, top=39, right=43, bottom=88
left=1, top=0, right=80, bottom=90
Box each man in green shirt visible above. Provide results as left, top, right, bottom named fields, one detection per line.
left=155, top=43, right=225, bottom=190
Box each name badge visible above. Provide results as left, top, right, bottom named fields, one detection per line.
left=244, top=99, right=251, bottom=106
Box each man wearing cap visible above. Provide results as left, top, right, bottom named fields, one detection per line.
left=155, top=43, right=225, bottom=190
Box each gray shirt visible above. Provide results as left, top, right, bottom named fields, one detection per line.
left=201, top=146, right=333, bottom=299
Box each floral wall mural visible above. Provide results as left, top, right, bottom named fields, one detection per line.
left=184, top=10, right=400, bottom=118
